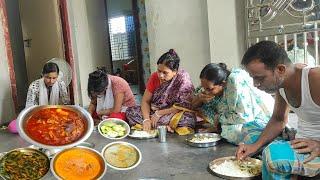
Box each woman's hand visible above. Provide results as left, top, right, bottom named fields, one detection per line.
left=88, top=98, right=97, bottom=115
left=143, top=119, right=152, bottom=131
left=213, top=114, right=221, bottom=133
left=197, top=127, right=215, bottom=133
left=151, top=111, right=161, bottom=128
left=197, top=92, right=214, bottom=104
left=97, top=109, right=108, bottom=116
left=291, top=138, right=320, bottom=163
left=96, top=110, right=104, bottom=116
left=96, top=110, right=104, bottom=119
left=197, top=115, right=221, bottom=134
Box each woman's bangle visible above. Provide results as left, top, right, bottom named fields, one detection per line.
left=143, top=119, right=151, bottom=123
left=154, top=111, right=161, bottom=118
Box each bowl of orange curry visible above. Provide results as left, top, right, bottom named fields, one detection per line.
left=51, top=146, right=106, bottom=180
left=17, top=105, right=94, bottom=149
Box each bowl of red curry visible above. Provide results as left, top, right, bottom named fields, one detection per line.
left=17, top=105, right=94, bottom=149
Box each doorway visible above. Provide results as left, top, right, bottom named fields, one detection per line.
left=104, top=0, right=148, bottom=96
left=4, top=0, right=75, bottom=112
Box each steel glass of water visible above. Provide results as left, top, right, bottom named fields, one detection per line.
left=157, top=126, right=167, bottom=143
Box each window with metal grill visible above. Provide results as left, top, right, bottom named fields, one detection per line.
left=108, top=15, right=136, bottom=61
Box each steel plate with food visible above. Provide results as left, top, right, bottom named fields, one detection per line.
left=17, top=105, right=94, bottom=149
left=0, top=148, right=50, bottom=180
left=128, top=129, right=158, bottom=139
left=102, top=141, right=141, bottom=170
left=51, top=147, right=106, bottom=180
left=185, top=133, right=221, bottom=148
left=208, top=156, right=262, bottom=179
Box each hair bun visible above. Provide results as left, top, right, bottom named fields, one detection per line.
left=218, top=63, right=227, bottom=70
left=89, top=67, right=107, bottom=80
left=168, top=49, right=177, bottom=56
left=97, top=67, right=107, bottom=74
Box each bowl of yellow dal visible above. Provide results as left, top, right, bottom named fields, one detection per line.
left=101, top=141, right=141, bottom=170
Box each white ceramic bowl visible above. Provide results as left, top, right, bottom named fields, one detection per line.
left=98, top=118, right=130, bottom=140
left=101, top=141, right=142, bottom=171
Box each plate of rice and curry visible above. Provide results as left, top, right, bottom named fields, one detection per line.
left=185, top=133, right=221, bottom=148
left=128, top=124, right=158, bottom=139
left=128, top=129, right=158, bottom=139
left=208, top=156, right=262, bottom=179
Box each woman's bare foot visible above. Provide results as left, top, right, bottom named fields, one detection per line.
left=166, top=126, right=174, bottom=133
left=197, top=127, right=216, bottom=133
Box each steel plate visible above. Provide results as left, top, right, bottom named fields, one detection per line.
left=185, top=133, right=221, bottom=148
left=208, top=156, right=262, bottom=180
left=128, top=130, right=158, bottom=139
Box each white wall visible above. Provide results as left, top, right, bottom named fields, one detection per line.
left=207, top=0, right=246, bottom=68
left=106, top=0, right=132, bottom=18
left=67, top=0, right=111, bottom=106
left=0, top=11, right=16, bottom=123
left=145, top=0, right=211, bottom=86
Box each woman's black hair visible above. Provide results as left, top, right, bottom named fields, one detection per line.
left=42, top=62, right=59, bottom=75
left=199, top=63, right=231, bottom=85
left=157, top=49, right=180, bottom=71
left=87, top=67, right=108, bottom=98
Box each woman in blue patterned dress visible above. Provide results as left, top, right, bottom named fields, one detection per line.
left=193, top=63, right=274, bottom=144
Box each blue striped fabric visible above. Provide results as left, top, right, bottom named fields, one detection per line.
left=242, top=120, right=266, bottom=144
left=262, top=140, right=320, bottom=179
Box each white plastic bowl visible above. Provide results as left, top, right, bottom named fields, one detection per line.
left=101, top=141, right=142, bottom=171
left=98, top=118, right=130, bottom=140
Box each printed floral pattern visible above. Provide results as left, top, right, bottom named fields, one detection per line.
left=196, top=68, right=274, bottom=144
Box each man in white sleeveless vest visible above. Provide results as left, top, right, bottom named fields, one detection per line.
left=236, top=41, right=320, bottom=179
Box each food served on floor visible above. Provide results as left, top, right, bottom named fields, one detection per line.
left=99, top=121, right=127, bottom=138
left=103, top=144, right=139, bottom=169
left=0, top=149, right=49, bottom=180
left=210, top=158, right=262, bottom=178
left=53, top=147, right=105, bottom=180
left=25, top=108, right=86, bottom=146
left=189, top=136, right=220, bottom=143
left=129, top=130, right=157, bottom=138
